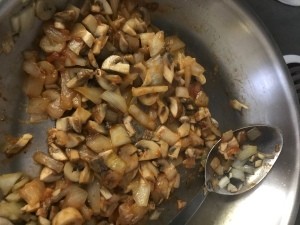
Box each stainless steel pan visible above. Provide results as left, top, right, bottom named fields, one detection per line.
left=0, top=0, right=300, bottom=224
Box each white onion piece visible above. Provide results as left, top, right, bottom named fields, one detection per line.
left=0, top=173, right=22, bottom=196
left=218, top=176, right=230, bottom=189
left=237, top=145, right=257, bottom=161
left=132, top=179, right=151, bottom=207
left=230, top=168, right=245, bottom=182
left=101, top=90, right=128, bottom=114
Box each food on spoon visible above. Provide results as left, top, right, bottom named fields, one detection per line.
left=0, top=0, right=226, bottom=224
left=209, top=127, right=276, bottom=193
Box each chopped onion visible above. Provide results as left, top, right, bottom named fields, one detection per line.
left=0, top=173, right=22, bottom=196
left=101, top=90, right=128, bottom=114
left=237, top=145, right=257, bottom=161
left=218, top=176, right=230, bottom=189
left=132, top=178, right=151, bottom=207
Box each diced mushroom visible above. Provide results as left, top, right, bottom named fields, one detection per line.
left=101, top=55, right=130, bottom=74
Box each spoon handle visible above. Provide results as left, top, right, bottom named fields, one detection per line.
left=169, top=191, right=207, bottom=225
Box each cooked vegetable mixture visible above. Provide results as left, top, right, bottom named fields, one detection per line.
left=0, top=0, right=223, bottom=224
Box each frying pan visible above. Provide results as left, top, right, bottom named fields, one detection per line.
left=0, top=0, right=300, bottom=224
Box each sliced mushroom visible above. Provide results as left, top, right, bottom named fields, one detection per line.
left=4, top=133, right=33, bottom=155
left=52, top=207, right=84, bottom=225
left=66, top=69, right=93, bottom=88
left=85, top=120, right=108, bottom=135
left=33, top=151, right=64, bottom=173
left=48, top=143, right=68, bottom=161
left=40, top=167, right=62, bottom=183
left=123, top=116, right=136, bottom=137
left=101, top=55, right=130, bottom=74
left=64, top=161, right=80, bottom=182
left=136, top=140, right=161, bottom=161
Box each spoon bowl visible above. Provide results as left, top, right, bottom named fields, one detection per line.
left=205, top=125, right=283, bottom=195
left=169, top=125, right=283, bottom=225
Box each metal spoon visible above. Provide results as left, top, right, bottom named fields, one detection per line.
left=169, top=125, right=283, bottom=225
